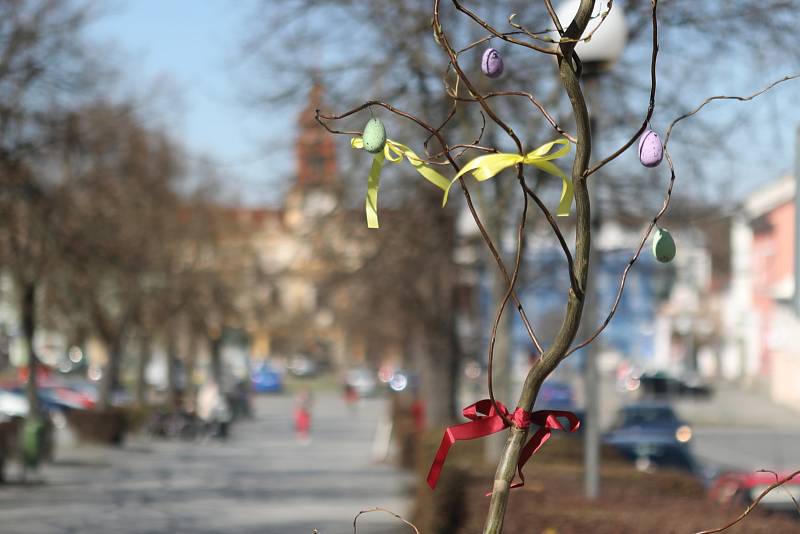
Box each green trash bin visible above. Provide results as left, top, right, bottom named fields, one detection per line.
left=21, top=417, right=45, bottom=470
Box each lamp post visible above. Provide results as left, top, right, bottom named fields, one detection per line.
left=556, top=0, right=628, bottom=500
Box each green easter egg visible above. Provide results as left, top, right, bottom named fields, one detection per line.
left=362, top=118, right=386, bottom=154
left=652, top=228, right=676, bottom=263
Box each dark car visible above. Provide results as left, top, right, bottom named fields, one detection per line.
left=636, top=371, right=713, bottom=399
left=604, top=403, right=696, bottom=473
left=250, top=363, right=283, bottom=393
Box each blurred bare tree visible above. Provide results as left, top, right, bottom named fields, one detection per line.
left=0, top=0, right=101, bottom=414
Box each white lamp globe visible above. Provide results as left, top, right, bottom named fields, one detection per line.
left=555, top=0, right=628, bottom=70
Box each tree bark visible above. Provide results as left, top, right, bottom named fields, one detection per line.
left=420, top=315, right=459, bottom=426
left=165, top=329, right=179, bottom=412
left=183, top=334, right=198, bottom=411
left=482, top=2, right=594, bottom=532
left=21, top=281, right=41, bottom=417
left=135, top=336, right=151, bottom=408
left=209, top=334, right=223, bottom=386
left=97, top=339, right=122, bottom=411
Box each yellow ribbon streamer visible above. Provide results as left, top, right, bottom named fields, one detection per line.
left=352, top=137, right=449, bottom=228
left=441, top=138, right=572, bottom=216
left=352, top=137, right=572, bottom=228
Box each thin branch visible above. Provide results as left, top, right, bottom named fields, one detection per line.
left=317, top=97, right=545, bottom=355
left=663, top=73, right=800, bottom=146
left=758, top=469, right=800, bottom=515
left=508, top=1, right=613, bottom=46
left=450, top=0, right=560, bottom=56
left=694, top=470, right=800, bottom=534
left=451, top=91, right=577, bottom=143
left=569, top=72, right=800, bottom=356
left=543, top=0, right=565, bottom=35
left=521, top=180, right=580, bottom=296
left=487, top=170, right=530, bottom=427
left=586, top=0, right=659, bottom=177
left=352, top=507, right=420, bottom=534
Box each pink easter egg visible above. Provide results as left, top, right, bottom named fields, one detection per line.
left=481, top=48, right=504, bottom=78
left=638, top=129, right=663, bottom=168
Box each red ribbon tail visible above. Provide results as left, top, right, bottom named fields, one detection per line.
left=427, top=429, right=454, bottom=489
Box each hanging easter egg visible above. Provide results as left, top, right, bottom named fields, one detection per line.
left=652, top=227, right=676, bottom=263
left=638, top=129, right=663, bottom=168
left=481, top=48, right=504, bottom=78
left=362, top=118, right=387, bottom=154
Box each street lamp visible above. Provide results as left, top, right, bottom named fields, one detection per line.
left=556, top=0, right=629, bottom=501
left=556, top=0, right=628, bottom=74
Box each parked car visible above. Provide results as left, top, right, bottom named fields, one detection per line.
left=631, top=371, right=713, bottom=399
left=250, top=363, right=283, bottom=393
left=709, top=470, right=800, bottom=514
left=0, top=389, right=28, bottom=419
left=344, top=366, right=378, bottom=397
left=287, top=354, right=318, bottom=378
left=604, top=403, right=696, bottom=473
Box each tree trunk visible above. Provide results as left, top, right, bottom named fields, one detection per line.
left=209, top=334, right=223, bottom=386
left=135, top=336, right=151, bottom=408
left=417, top=322, right=454, bottom=426
left=183, top=335, right=198, bottom=411
left=97, top=339, right=122, bottom=410
left=165, top=330, right=179, bottom=412
left=21, top=281, right=41, bottom=417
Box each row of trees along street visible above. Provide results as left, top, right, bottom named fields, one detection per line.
left=0, top=2, right=259, bottom=416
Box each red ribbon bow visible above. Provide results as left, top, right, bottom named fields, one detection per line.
left=426, top=399, right=580, bottom=491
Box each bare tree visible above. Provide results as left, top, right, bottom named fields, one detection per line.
left=0, top=0, right=100, bottom=414
left=246, top=0, right=800, bottom=429
left=50, top=101, right=185, bottom=410
left=312, top=1, right=800, bottom=532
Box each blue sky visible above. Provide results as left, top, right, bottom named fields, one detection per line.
left=87, top=2, right=800, bottom=208
left=88, top=0, right=293, bottom=204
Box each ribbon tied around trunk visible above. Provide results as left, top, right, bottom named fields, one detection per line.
left=426, top=399, right=580, bottom=493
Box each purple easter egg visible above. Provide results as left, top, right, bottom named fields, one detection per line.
left=638, top=129, right=663, bottom=168
left=481, top=48, right=504, bottom=78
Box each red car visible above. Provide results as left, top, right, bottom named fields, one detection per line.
left=709, top=470, right=800, bottom=513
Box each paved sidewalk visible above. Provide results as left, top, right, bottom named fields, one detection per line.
left=0, top=394, right=413, bottom=534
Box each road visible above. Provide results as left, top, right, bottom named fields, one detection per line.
left=576, top=372, right=800, bottom=475
left=0, top=393, right=413, bottom=534
left=689, top=427, right=800, bottom=474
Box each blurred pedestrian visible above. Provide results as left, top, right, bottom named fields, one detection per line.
left=343, top=383, right=358, bottom=411
left=294, top=389, right=313, bottom=445
left=197, top=380, right=232, bottom=440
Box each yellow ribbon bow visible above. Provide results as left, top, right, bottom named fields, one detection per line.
left=441, top=138, right=572, bottom=216
left=352, top=137, right=450, bottom=228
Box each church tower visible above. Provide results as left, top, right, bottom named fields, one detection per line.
left=295, top=82, right=337, bottom=189
left=285, top=81, right=339, bottom=227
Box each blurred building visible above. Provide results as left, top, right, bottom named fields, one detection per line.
left=225, top=83, right=378, bottom=369
left=724, top=174, right=800, bottom=408
left=459, top=208, right=727, bottom=381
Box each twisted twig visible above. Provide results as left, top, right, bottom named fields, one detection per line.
left=352, top=507, right=420, bottom=534
left=586, top=0, right=659, bottom=177
left=694, top=469, right=800, bottom=534
left=569, top=71, right=800, bottom=356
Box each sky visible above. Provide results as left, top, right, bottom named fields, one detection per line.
left=87, top=1, right=800, bottom=208
left=88, top=0, right=294, bottom=205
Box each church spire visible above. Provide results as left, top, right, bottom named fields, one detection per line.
left=295, top=80, right=337, bottom=188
